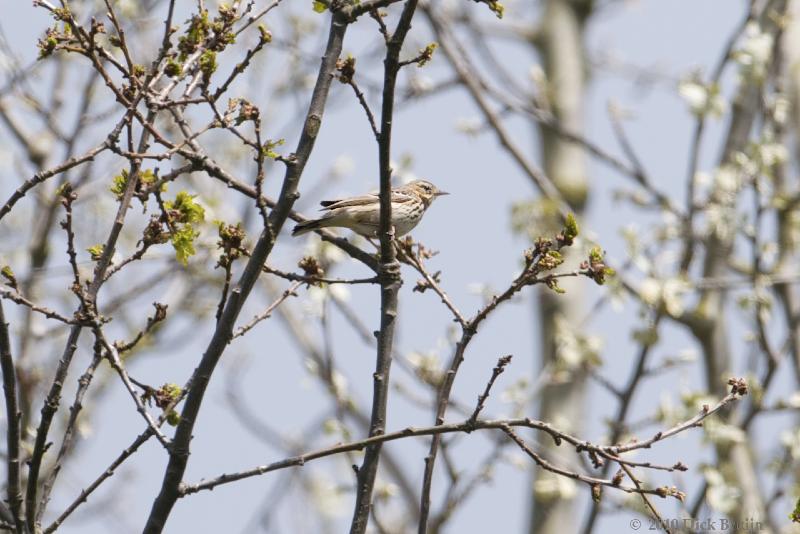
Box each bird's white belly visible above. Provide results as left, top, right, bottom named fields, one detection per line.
left=392, top=213, right=422, bottom=236
left=336, top=202, right=424, bottom=237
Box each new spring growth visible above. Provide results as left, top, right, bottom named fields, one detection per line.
left=86, top=244, right=105, bottom=262
left=258, top=24, right=272, bottom=44
left=216, top=222, right=246, bottom=268
left=416, top=43, right=438, bottom=67
left=110, top=168, right=162, bottom=202
left=582, top=247, right=614, bottom=285
left=56, top=182, right=76, bottom=204
left=559, top=213, right=579, bottom=246
left=262, top=139, right=285, bottom=160
left=231, top=99, right=260, bottom=125
left=164, top=57, right=183, bottom=77
left=524, top=213, right=578, bottom=269
left=1, top=266, right=17, bottom=291
left=37, top=7, right=80, bottom=59
left=791, top=497, right=800, bottom=524
left=177, top=6, right=236, bottom=57
left=298, top=256, right=325, bottom=287
left=336, top=55, right=356, bottom=84
left=164, top=192, right=206, bottom=265
left=177, top=10, right=211, bottom=59
left=199, top=50, right=217, bottom=83
left=142, top=216, right=170, bottom=247
left=518, top=214, right=581, bottom=294
left=486, top=1, right=505, bottom=18
left=142, top=383, right=183, bottom=427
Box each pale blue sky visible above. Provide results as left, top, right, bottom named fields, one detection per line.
left=0, top=1, right=779, bottom=533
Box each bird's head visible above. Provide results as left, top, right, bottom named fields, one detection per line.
left=406, top=179, right=449, bottom=205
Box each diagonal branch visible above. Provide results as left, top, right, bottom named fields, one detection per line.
left=142, top=10, right=349, bottom=533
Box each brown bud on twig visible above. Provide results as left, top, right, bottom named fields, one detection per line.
left=727, top=377, right=748, bottom=396
left=298, top=256, right=324, bottom=282
left=336, top=55, right=356, bottom=84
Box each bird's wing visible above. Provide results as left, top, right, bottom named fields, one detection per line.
left=319, top=193, right=378, bottom=210
left=319, top=190, right=414, bottom=210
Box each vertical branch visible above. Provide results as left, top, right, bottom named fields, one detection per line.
left=143, top=12, right=349, bottom=534
left=0, top=301, right=23, bottom=532
left=688, top=1, right=785, bottom=526
left=777, top=0, right=800, bottom=384
left=679, top=4, right=756, bottom=273
left=349, top=1, right=418, bottom=533
left=528, top=2, right=591, bottom=534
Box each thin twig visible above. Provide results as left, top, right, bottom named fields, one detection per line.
left=233, top=281, right=303, bottom=339
left=180, top=393, right=739, bottom=498
left=93, top=328, right=172, bottom=449
left=619, top=464, right=671, bottom=533
left=0, top=288, right=79, bottom=325
left=262, top=265, right=379, bottom=286
left=36, top=339, right=103, bottom=522
left=466, top=355, right=512, bottom=427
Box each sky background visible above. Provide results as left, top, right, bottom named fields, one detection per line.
left=0, top=1, right=789, bottom=533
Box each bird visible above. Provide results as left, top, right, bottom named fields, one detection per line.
left=292, top=179, right=448, bottom=238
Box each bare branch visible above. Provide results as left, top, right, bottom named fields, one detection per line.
left=0, top=301, right=23, bottom=531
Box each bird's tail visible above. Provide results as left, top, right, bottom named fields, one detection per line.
left=292, top=218, right=326, bottom=236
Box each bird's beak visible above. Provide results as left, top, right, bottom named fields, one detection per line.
left=435, top=190, right=449, bottom=196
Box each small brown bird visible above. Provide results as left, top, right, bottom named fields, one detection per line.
left=292, top=179, right=448, bottom=237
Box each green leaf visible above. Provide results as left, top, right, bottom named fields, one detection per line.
left=564, top=213, right=579, bottom=240
left=177, top=10, right=210, bottom=60
left=87, top=244, right=105, bottom=261
left=536, top=250, right=564, bottom=271
left=140, top=169, right=156, bottom=184
left=161, top=383, right=182, bottom=400
left=488, top=1, right=504, bottom=18
left=545, top=278, right=566, bottom=294
left=1, top=265, right=17, bottom=287
left=588, top=246, right=604, bottom=264
left=417, top=43, right=438, bottom=67
left=164, top=57, right=183, bottom=77
left=199, top=50, right=217, bottom=82
left=258, top=24, right=272, bottom=43
left=791, top=496, right=800, bottom=523
left=164, top=192, right=205, bottom=265
left=165, top=191, right=205, bottom=225
left=261, top=138, right=285, bottom=160
left=167, top=410, right=181, bottom=426
left=55, top=182, right=73, bottom=198
left=586, top=247, right=613, bottom=285
left=110, top=169, right=129, bottom=199
left=171, top=225, right=199, bottom=266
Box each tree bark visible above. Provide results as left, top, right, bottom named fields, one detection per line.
left=529, top=1, right=590, bottom=533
